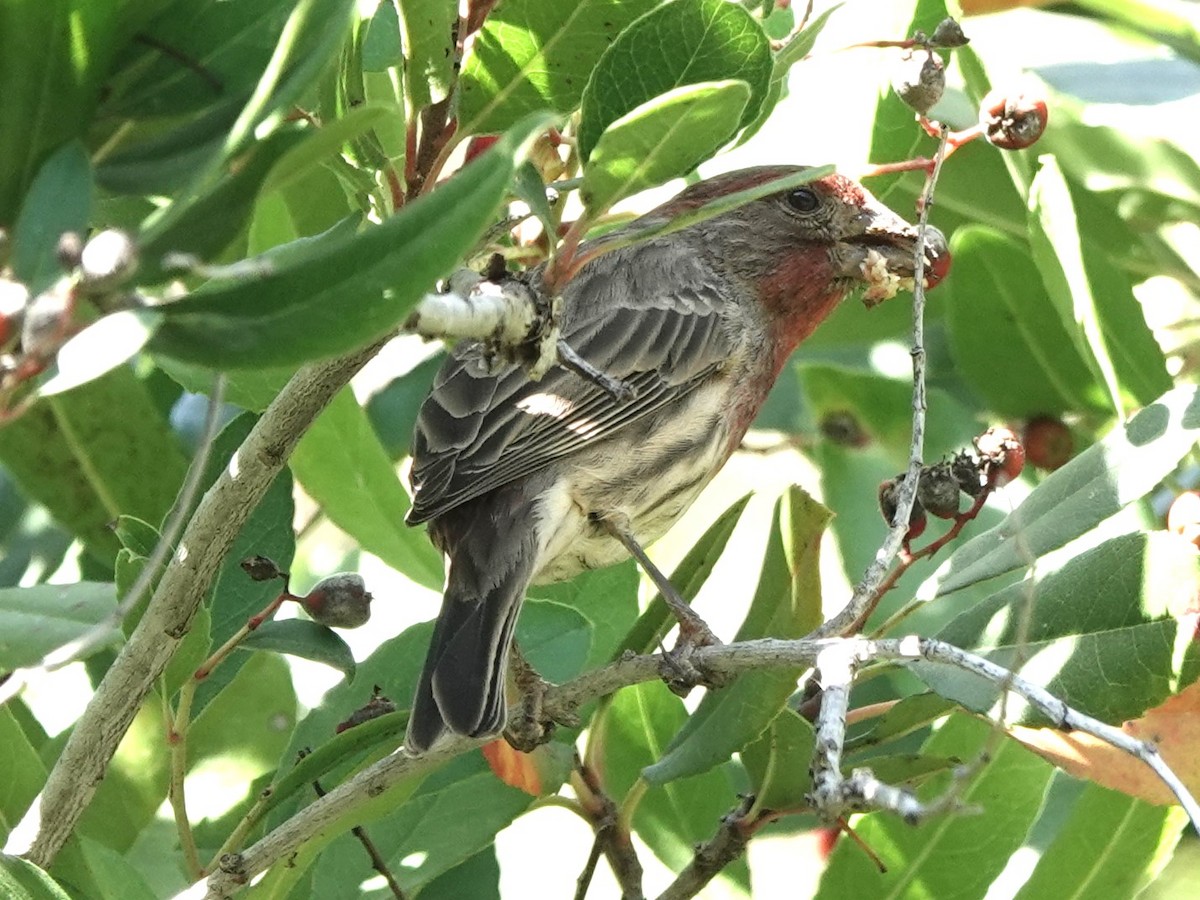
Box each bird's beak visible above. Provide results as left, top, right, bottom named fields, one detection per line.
left=831, top=198, right=951, bottom=305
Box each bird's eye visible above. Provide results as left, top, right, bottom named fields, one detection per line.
left=786, top=187, right=820, bottom=213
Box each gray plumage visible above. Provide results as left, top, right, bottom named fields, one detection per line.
left=404, top=166, right=937, bottom=752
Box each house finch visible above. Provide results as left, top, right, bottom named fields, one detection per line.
left=405, top=165, right=948, bottom=753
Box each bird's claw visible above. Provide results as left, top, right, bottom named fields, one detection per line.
left=659, top=621, right=727, bottom=696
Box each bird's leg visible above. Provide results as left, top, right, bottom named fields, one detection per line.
left=503, top=642, right=564, bottom=751
left=599, top=515, right=723, bottom=695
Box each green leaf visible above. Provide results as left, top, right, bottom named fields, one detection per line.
left=291, top=389, right=443, bottom=590
left=9, top=142, right=91, bottom=293
left=39, top=310, right=163, bottom=398
left=259, top=105, right=395, bottom=195
left=1028, top=156, right=1172, bottom=412
left=0, top=375, right=176, bottom=562
left=0, top=707, right=46, bottom=842
left=0, top=583, right=118, bottom=669
left=136, top=127, right=310, bottom=285
left=364, top=352, right=443, bottom=458
left=113, top=516, right=161, bottom=558
left=932, top=385, right=1200, bottom=597
left=457, top=0, right=660, bottom=136
left=189, top=651, right=297, bottom=769
left=307, top=753, right=533, bottom=897
left=74, top=838, right=158, bottom=900
left=741, top=709, right=816, bottom=813
left=944, top=226, right=1108, bottom=416
left=516, top=599, right=593, bottom=684
left=615, top=494, right=751, bottom=655
left=530, top=561, right=640, bottom=671
left=363, top=0, right=403, bottom=71
left=418, top=848, right=500, bottom=900
left=240, top=618, right=356, bottom=679
left=845, top=692, right=958, bottom=754
left=643, top=488, right=828, bottom=784
left=927, top=531, right=1200, bottom=724
left=577, top=0, right=772, bottom=161
left=101, top=0, right=293, bottom=121
left=0, top=2, right=126, bottom=223
left=581, top=80, right=751, bottom=214
left=162, top=604, right=211, bottom=698
left=0, top=855, right=72, bottom=900
left=397, top=0, right=455, bottom=107
left=147, top=112, right=555, bottom=368
left=1015, top=783, right=1188, bottom=899
left=1042, top=90, right=1200, bottom=209
left=224, top=0, right=358, bottom=157
left=817, top=715, right=1053, bottom=899
left=593, top=682, right=750, bottom=890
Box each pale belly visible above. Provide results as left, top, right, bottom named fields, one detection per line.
left=528, top=382, right=734, bottom=585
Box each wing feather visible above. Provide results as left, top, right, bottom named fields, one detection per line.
left=407, top=240, right=737, bottom=524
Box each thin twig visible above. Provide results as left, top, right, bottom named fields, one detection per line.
left=571, top=759, right=645, bottom=900
left=654, top=796, right=754, bottom=900
left=309, top=771, right=406, bottom=899
left=811, top=126, right=950, bottom=640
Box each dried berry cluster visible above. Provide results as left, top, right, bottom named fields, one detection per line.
left=879, top=426, right=1025, bottom=547
left=890, top=17, right=1048, bottom=152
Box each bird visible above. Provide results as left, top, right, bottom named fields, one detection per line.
left=404, top=165, right=949, bottom=753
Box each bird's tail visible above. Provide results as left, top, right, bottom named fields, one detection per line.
left=406, top=497, right=538, bottom=754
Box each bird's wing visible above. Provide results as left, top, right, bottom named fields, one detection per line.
left=407, top=242, right=738, bottom=524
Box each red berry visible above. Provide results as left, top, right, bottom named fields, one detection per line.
left=1023, top=415, right=1073, bottom=470
left=976, top=426, right=1025, bottom=486
left=464, top=135, right=499, bottom=164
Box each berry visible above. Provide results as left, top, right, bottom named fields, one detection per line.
left=975, top=426, right=1025, bottom=486
left=930, top=18, right=969, bottom=49
left=917, top=462, right=963, bottom=519
left=893, top=51, right=945, bottom=115
left=79, top=229, right=139, bottom=292
left=1023, top=415, right=1073, bottom=470
left=300, top=573, right=373, bottom=629
left=0, top=277, right=29, bottom=349
left=879, top=475, right=927, bottom=542
left=21, top=287, right=73, bottom=360
left=56, top=232, right=83, bottom=272
left=819, top=409, right=869, bottom=447
left=980, top=86, right=1048, bottom=151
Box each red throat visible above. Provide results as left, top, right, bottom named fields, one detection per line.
left=757, top=244, right=848, bottom=376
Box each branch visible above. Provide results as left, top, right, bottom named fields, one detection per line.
left=0, top=375, right=227, bottom=706
left=17, top=340, right=384, bottom=869
left=811, top=126, right=951, bottom=639
left=655, top=796, right=753, bottom=900
left=186, top=635, right=1200, bottom=898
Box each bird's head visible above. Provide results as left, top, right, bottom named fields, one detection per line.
left=653, top=165, right=950, bottom=359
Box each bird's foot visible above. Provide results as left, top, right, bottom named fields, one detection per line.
left=503, top=646, right=575, bottom=751
left=659, top=616, right=728, bottom=697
